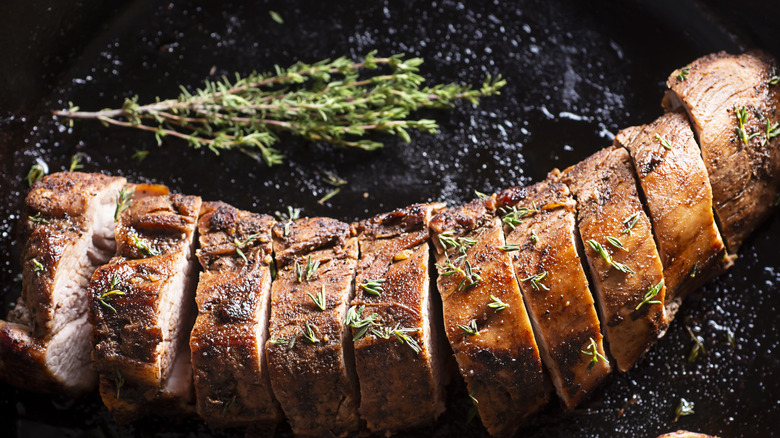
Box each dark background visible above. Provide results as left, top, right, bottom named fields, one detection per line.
left=0, top=1, right=778, bottom=436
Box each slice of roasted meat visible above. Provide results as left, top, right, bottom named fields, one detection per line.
left=265, top=217, right=360, bottom=437
left=351, top=203, right=448, bottom=433
left=88, top=186, right=201, bottom=423
left=499, top=180, right=610, bottom=409
left=616, top=112, right=728, bottom=313
left=0, top=172, right=126, bottom=394
left=429, top=196, right=549, bottom=437
left=664, top=50, right=780, bottom=252
left=559, top=148, right=667, bottom=372
left=190, top=202, right=281, bottom=429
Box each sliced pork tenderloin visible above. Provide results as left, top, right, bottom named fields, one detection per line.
left=663, top=50, right=780, bottom=252
left=559, top=148, right=668, bottom=372
left=88, top=185, right=201, bottom=423
left=351, top=203, right=448, bottom=434
left=616, top=112, right=728, bottom=315
left=0, top=172, right=126, bottom=394
left=190, top=202, right=282, bottom=429
left=429, top=196, right=549, bottom=437
left=498, top=180, right=610, bottom=409
left=265, top=217, right=360, bottom=437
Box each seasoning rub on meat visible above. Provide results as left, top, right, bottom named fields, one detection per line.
left=352, top=203, right=448, bottom=433
left=2, top=49, right=780, bottom=438
left=430, top=196, right=548, bottom=437
left=88, top=185, right=201, bottom=423
left=500, top=180, right=611, bottom=409
left=265, top=216, right=361, bottom=437
left=190, top=202, right=282, bottom=429
left=0, top=172, right=125, bottom=394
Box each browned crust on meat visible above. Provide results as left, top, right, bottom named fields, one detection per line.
left=664, top=50, right=780, bottom=251
left=21, top=172, right=125, bottom=336
left=266, top=217, right=360, bottom=437
left=616, top=112, right=728, bottom=309
left=89, top=189, right=200, bottom=423
left=190, top=202, right=281, bottom=428
left=272, top=216, right=351, bottom=266
left=499, top=180, right=611, bottom=409
left=351, top=203, right=447, bottom=433
left=560, top=148, right=667, bottom=372
left=430, top=197, right=549, bottom=437
left=0, top=319, right=54, bottom=392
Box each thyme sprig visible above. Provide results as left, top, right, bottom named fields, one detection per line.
left=115, top=187, right=134, bottom=221
left=132, top=234, right=161, bottom=257
left=371, top=323, right=422, bottom=354
left=673, top=398, right=695, bottom=422
left=686, top=326, right=706, bottom=363
left=295, top=255, right=319, bottom=283
left=501, top=204, right=538, bottom=230
left=606, top=236, right=627, bottom=251
left=69, top=152, right=86, bottom=171
left=769, top=67, right=780, bottom=86
left=98, top=275, right=126, bottom=314
left=344, top=305, right=379, bottom=341
left=521, top=271, right=549, bottom=291
left=275, top=206, right=301, bottom=236
left=676, top=66, right=691, bottom=81
left=307, top=286, right=326, bottom=311
left=762, top=119, right=779, bottom=147
left=581, top=337, right=608, bottom=371
left=437, top=257, right=481, bottom=291
left=359, top=278, right=385, bottom=296
left=654, top=133, right=673, bottom=150
left=735, top=105, right=759, bottom=145
left=54, top=52, right=505, bottom=166
left=32, top=258, right=44, bottom=277
left=234, top=232, right=261, bottom=263
left=301, top=322, right=320, bottom=344
left=487, top=295, right=509, bottom=312
left=457, top=319, right=479, bottom=336
left=438, top=231, right=476, bottom=255
left=25, top=160, right=48, bottom=187
left=114, top=369, right=124, bottom=399
left=28, top=212, right=48, bottom=224
left=620, top=211, right=640, bottom=236
left=587, top=239, right=634, bottom=274
left=636, top=279, right=664, bottom=310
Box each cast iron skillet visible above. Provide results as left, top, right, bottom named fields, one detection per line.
left=0, top=1, right=778, bottom=436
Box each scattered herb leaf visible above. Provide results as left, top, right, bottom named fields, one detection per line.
left=636, top=279, right=664, bottom=310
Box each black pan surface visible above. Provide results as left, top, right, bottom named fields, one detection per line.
left=0, top=1, right=778, bottom=436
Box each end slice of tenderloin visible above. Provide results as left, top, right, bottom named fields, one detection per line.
left=351, top=203, right=448, bottom=433
left=88, top=186, right=201, bottom=423
left=190, top=202, right=282, bottom=429
left=498, top=180, right=610, bottom=409
left=616, top=112, right=728, bottom=315
left=265, top=217, right=360, bottom=437
left=429, top=196, right=549, bottom=437
left=0, top=172, right=126, bottom=394
left=559, top=148, right=668, bottom=372
left=664, top=50, right=780, bottom=252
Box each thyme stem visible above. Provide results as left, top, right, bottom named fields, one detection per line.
left=54, top=52, right=505, bottom=166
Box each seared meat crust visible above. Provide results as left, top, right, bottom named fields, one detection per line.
left=265, top=217, right=360, bottom=437
left=499, top=180, right=611, bottom=409
left=190, top=202, right=282, bottom=428
left=664, top=51, right=780, bottom=251
left=351, top=203, right=447, bottom=433
left=560, top=148, right=668, bottom=372
left=616, top=112, right=728, bottom=312
left=89, top=186, right=201, bottom=423
left=430, top=197, right=549, bottom=437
